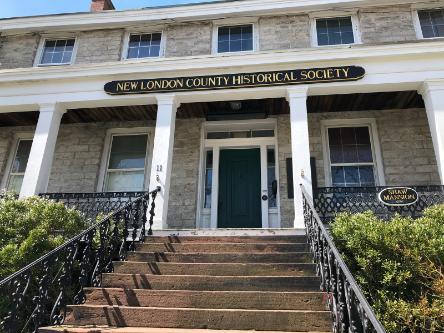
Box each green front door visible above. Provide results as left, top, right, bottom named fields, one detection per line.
left=218, top=149, right=262, bottom=228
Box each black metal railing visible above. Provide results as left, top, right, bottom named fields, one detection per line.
left=314, top=185, right=444, bottom=223
left=0, top=187, right=160, bottom=333
left=302, top=186, right=386, bottom=333
left=39, top=191, right=150, bottom=222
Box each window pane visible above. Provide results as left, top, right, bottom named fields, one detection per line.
left=230, top=26, right=242, bottom=40
left=230, top=40, right=242, bottom=52
left=45, top=40, right=56, bottom=48
left=7, top=175, right=24, bottom=193
left=150, top=45, right=161, bottom=57
left=218, top=41, right=230, bottom=53
left=330, top=145, right=343, bottom=164
left=204, top=151, right=213, bottom=209
left=127, top=47, right=139, bottom=59
left=105, top=171, right=145, bottom=192
left=331, top=166, right=345, bottom=187
left=357, top=145, right=373, bottom=163
left=359, top=166, right=375, bottom=186
left=218, top=27, right=230, bottom=41
left=316, top=17, right=354, bottom=45
left=252, top=130, right=274, bottom=137
left=340, top=127, right=355, bottom=144
left=41, top=51, right=53, bottom=64
left=419, top=9, right=444, bottom=38
left=267, top=148, right=277, bottom=208
left=51, top=52, right=63, bottom=64
left=62, top=51, right=73, bottom=63
left=12, top=140, right=32, bottom=173
left=241, top=38, right=253, bottom=51
left=355, top=127, right=371, bottom=144
left=138, top=47, right=150, bottom=58
left=108, top=135, right=148, bottom=169
left=344, top=166, right=360, bottom=186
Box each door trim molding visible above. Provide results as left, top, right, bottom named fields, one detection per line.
left=196, top=118, right=280, bottom=229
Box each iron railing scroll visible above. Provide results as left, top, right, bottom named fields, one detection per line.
left=301, top=185, right=386, bottom=333
left=0, top=187, right=160, bottom=333
left=39, top=191, right=151, bottom=222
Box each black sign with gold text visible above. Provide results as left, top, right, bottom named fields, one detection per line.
left=104, top=66, right=365, bottom=95
left=378, top=187, right=419, bottom=207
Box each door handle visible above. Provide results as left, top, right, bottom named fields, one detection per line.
left=262, top=195, right=268, bottom=201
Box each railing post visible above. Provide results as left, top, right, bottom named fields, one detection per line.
left=148, top=95, right=180, bottom=231
left=286, top=87, right=312, bottom=230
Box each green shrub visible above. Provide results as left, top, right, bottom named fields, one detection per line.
left=0, top=193, right=87, bottom=280
left=331, top=206, right=444, bottom=332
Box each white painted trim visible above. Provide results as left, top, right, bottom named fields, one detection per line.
left=0, top=132, right=34, bottom=191
left=33, top=35, right=79, bottom=67
left=212, top=21, right=259, bottom=55
left=96, top=127, right=153, bottom=192
left=121, top=30, right=166, bottom=61
left=412, top=7, right=444, bottom=40
left=260, top=144, right=269, bottom=228
left=310, top=13, right=362, bottom=47
left=320, top=118, right=385, bottom=187
left=210, top=146, right=220, bottom=229
left=0, top=0, right=432, bottom=34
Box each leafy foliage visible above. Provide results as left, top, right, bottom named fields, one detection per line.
left=331, top=206, right=444, bottom=332
left=0, top=193, right=86, bottom=280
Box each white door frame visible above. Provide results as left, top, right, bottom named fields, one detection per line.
left=196, top=119, right=280, bottom=229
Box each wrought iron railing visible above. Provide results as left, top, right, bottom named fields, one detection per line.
left=39, top=191, right=150, bottom=222
left=301, top=185, right=386, bottom=333
left=314, top=185, right=444, bottom=222
left=0, top=187, right=160, bottom=333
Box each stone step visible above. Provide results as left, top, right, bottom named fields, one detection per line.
left=40, top=327, right=331, bottom=333
left=143, top=235, right=307, bottom=243
left=113, top=262, right=316, bottom=276
left=62, top=305, right=332, bottom=332
left=127, top=251, right=313, bottom=263
left=102, top=274, right=321, bottom=292
left=83, top=288, right=327, bottom=310
left=136, top=242, right=308, bottom=253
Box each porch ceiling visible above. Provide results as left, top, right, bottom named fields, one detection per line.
left=0, top=90, right=424, bottom=127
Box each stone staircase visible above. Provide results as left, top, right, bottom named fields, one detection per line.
left=40, top=235, right=332, bottom=333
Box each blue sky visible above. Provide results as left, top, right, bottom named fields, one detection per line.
left=0, top=0, right=221, bottom=19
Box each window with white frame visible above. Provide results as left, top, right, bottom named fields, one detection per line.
left=126, top=33, right=162, bottom=59
left=315, top=17, right=355, bottom=46
left=326, top=126, right=377, bottom=187
left=103, top=134, right=149, bottom=192
left=417, top=9, right=444, bottom=38
left=39, top=38, right=75, bottom=65
left=217, top=24, right=254, bottom=53
left=6, top=139, right=32, bottom=193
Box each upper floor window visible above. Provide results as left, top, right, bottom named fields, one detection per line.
left=5, top=139, right=32, bottom=193
left=217, top=24, right=254, bottom=53
left=39, top=38, right=75, bottom=65
left=315, top=17, right=355, bottom=46
left=417, top=9, right=444, bottom=38
left=126, top=33, right=162, bottom=59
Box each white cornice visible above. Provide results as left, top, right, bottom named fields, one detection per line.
left=0, top=41, right=443, bottom=84
left=0, top=0, right=431, bottom=34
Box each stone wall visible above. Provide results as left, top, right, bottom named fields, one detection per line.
left=75, top=29, right=124, bottom=64
left=165, top=22, right=212, bottom=57
left=167, top=118, right=203, bottom=229
left=0, top=34, right=39, bottom=69
left=259, top=15, right=311, bottom=51
left=359, top=5, right=417, bottom=44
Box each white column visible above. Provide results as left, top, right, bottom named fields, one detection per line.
left=286, top=87, right=312, bottom=229
left=420, top=80, right=444, bottom=184
left=149, top=94, right=180, bottom=229
left=19, top=103, right=66, bottom=198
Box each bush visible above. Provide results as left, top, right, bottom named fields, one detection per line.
left=0, top=193, right=87, bottom=280
left=331, top=206, right=444, bottom=332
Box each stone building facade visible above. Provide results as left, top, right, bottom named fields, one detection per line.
left=0, top=0, right=444, bottom=230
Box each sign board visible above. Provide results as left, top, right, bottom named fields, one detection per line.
left=104, top=66, right=365, bottom=95
left=378, top=187, right=419, bottom=207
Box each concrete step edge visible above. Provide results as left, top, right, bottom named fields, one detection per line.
left=68, top=304, right=330, bottom=313
left=40, top=326, right=329, bottom=333
left=103, top=273, right=320, bottom=278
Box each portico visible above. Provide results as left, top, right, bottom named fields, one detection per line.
left=0, top=40, right=443, bottom=230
